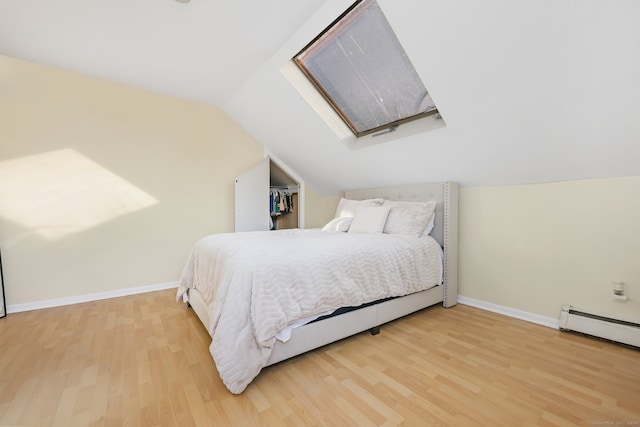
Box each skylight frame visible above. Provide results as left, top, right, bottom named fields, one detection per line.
left=293, top=0, right=438, bottom=138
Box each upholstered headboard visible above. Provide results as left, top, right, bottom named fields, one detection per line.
left=340, top=182, right=458, bottom=307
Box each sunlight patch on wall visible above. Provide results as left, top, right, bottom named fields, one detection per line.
left=0, top=149, right=158, bottom=241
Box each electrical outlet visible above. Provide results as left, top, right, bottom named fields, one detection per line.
left=613, top=281, right=628, bottom=302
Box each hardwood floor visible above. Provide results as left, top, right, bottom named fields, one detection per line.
left=0, top=289, right=638, bottom=426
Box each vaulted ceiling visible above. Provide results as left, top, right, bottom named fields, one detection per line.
left=2, top=0, right=639, bottom=195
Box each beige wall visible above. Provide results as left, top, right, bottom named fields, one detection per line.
left=299, top=178, right=640, bottom=325
left=0, top=55, right=265, bottom=305
left=304, top=186, right=339, bottom=229
left=459, top=177, right=640, bottom=322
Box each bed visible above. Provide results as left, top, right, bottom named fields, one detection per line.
left=177, top=182, right=458, bottom=394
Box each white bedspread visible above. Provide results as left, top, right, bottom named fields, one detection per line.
left=176, top=229, right=443, bottom=394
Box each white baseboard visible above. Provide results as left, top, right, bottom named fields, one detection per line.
left=7, top=281, right=179, bottom=314
left=457, top=295, right=559, bottom=329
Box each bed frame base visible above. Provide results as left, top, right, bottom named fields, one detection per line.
left=185, top=284, right=444, bottom=366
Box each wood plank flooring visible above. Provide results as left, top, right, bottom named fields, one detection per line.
left=0, top=288, right=638, bottom=426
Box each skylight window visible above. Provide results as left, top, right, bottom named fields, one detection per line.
left=294, top=0, right=438, bottom=138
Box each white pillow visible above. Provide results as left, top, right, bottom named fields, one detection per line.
left=382, top=200, right=437, bottom=236
left=421, top=212, right=436, bottom=236
left=348, top=206, right=391, bottom=234
left=334, top=198, right=383, bottom=219
left=322, top=217, right=353, bottom=232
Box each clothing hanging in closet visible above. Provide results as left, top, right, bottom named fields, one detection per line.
left=269, top=188, right=294, bottom=216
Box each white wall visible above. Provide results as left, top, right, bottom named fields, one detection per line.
left=0, top=55, right=265, bottom=306
left=225, top=0, right=640, bottom=197
left=459, top=177, right=640, bottom=323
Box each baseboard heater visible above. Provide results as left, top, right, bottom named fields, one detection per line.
left=559, top=305, right=640, bottom=348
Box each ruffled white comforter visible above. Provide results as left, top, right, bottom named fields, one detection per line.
left=176, top=229, right=443, bottom=394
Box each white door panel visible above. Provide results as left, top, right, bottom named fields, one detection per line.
left=235, top=158, right=270, bottom=232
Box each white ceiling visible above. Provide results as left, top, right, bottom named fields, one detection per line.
left=0, top=0, right=325, bottom=105
left=2, top=0, right=639, bottom=195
